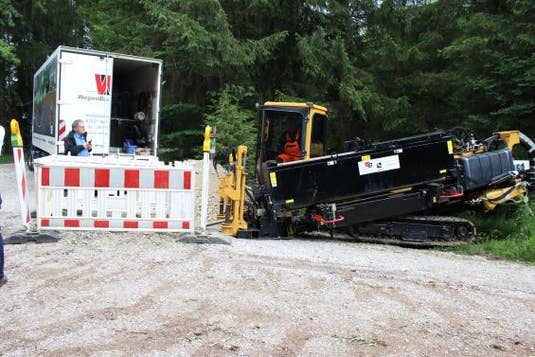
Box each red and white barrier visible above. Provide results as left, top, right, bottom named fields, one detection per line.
left=13, top=147, right=32, bottom=228
left=34, top=155, right=194, bottom=232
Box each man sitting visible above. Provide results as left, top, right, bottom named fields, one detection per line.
left=277, top=117, right=301, bottom=163
left=64, top=119, right=92, bottom=156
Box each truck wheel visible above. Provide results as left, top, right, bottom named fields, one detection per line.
left=27, top=149, right=35, bottom=172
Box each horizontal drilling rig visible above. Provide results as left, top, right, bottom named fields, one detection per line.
left=218, top=102, right=535, bottom=246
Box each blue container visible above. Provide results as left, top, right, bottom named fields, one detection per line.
left=124, top=139, right=136, bottom=154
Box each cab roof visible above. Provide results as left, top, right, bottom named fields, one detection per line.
left=262, top=101, right=328, bottom=114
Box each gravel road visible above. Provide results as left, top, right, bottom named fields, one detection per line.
left=1, top=162, right=534, bottom=356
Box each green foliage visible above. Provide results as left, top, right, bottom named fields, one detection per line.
left=1, top=0, right=87, bottom=149
left=159, top=103, right=204, bottom=160
left=437, top=0, right=535, bottom=136
left=80, top=0, right=285, bottom=160
left=0, top=0, right=20, bottom=65
left=4, top=0, right=533, bottom=148
left=159, top=128, right=204, bottom=161
left=0, top=152, right=14, bottom=164
left=452, top=201, right=535, bottom=263
left=459, top=235, right=535, bottom=263
left=204, top=85, right=257, bottom=155
left=78, top=0, right=154, bottom=55
left=0, top=0, right=21, bottom=139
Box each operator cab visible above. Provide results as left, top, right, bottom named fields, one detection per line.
left=255, top=102, right=328, bottom=181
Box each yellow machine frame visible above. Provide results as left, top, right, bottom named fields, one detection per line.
left=218, top=145, right=248, bottom=236
left=470, top=130, right=527, bottom=210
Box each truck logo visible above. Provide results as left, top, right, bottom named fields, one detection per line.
left=358, top=155, right=400, bottom=176
left=95, top=74, right=111, bottom=95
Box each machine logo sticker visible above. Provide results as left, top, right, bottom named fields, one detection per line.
left=95, top=74, right=111, bottom=95
left=358, top=154, right=400, bottom=175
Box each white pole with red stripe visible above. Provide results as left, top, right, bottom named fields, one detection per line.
left=0, top=125, right=4, bottom=155
left=200, top=126, right=212, bottom=232
left=58, top=118, right=66, bottom=141
left=10, top=119, right=32, bottom=229
left=58, top=118, right=66, bottom=153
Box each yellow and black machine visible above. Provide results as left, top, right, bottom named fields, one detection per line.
left=218, top=102, right=535, bottom=246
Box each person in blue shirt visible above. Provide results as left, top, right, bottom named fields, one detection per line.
left=64, top=119, right=92, bottom=156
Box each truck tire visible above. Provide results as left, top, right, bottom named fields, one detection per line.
left=27, top=147, right=35, bottom=172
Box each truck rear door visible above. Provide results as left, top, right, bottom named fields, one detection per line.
left=58, top=50, right=113, bottom=154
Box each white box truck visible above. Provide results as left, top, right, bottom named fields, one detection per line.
left=31, top=46, right=162, bottom=159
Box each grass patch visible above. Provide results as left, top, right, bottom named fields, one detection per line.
left=0, top=153, right=14, bottom=164
left=332, top=335, right=385, bottom=347
left=448, top=199, right=535, bottom=263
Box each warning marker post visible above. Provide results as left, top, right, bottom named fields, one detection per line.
left=176, top=126, right=231, bottom=245
left=4, top=119, right=58, bottom=244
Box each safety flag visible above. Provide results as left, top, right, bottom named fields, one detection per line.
left=10, top=119, right=23, bottom=146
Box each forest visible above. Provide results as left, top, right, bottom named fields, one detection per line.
left=1, top=0, right=534, bottom=153
left=1, top=0, right=534, bottom=259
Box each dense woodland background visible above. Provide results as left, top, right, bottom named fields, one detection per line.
left=1, top=0, right=533, bottom=156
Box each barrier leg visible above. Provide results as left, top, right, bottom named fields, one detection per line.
left=13, top=147, right=31, bottom=229
left=200, top=151, right=210, bottom=232
left=175, top=126, right=231, bottom=244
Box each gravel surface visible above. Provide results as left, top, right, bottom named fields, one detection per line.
left=1, top=162, right=534, bottom=356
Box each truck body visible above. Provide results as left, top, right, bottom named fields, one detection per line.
left=32, top=46, right=162, bottom=158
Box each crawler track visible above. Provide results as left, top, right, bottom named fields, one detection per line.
left=348, top=215, right=476, bottom=247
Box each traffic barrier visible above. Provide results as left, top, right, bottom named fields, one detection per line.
left=34, top=155, right=194, bottom=232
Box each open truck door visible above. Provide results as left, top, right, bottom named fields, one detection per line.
left=57, top=51, right=113, bottom=155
